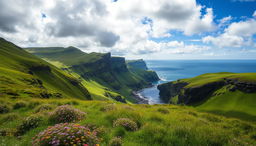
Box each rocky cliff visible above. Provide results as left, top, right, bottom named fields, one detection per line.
left=26, top=47, right=159, bottom=102
left=126, top=59, right=148, bottom=70
left=157, top=73, right=256, bottom=104
left=127, top=59, right=160, bottom=83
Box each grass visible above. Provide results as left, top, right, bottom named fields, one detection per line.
left=165, top=72, right=256, bottom=121
left=196, top=91, right=256, bottom=121
left=180, top=72, right=256, bottom=88
left=0, top=38, right=91, bottom=100
left=0, top=99, right=255, bottom=146
left=26, top=47, right=159, bottom=102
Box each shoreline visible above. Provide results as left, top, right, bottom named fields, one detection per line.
left=132, top=84, right=155, bottom=104
left=132, top=90, right=149, bottom=104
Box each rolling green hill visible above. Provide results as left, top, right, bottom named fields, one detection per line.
left=0, top=99, right=255, bottom=146
left=0, top=39, right=256, bottom=146
left=158, top=72, right=256, bottom=121
left=26, top=47, right=159, bottom=102
left=0, top=38, right=91, bottom=100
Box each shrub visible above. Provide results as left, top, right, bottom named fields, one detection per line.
left=1, top=113, right=19, bottom=122
left=157, top=108, right=169, bottom=114
left=32, top=123, right=100, bottom=146
left=109, top=137, right=122, bottom=146
left=113, top=118, right=138, bottom=131
left=28, top=101, right=40, bottom=109
left=49, top=105, right=85, bottom=123
left=100, top=104, right=116, bottom=112
left=13, top=101, right=27, bottom=109
left=34, top=104, right=53, bottom=113
left=0, top=129, right=7, bottom=136
left=65, top=100, right=79, bottom=105
left=202, top=114, right=222, bottom=122
left=16, top=115, right=42, bottom=135
left=0, top=104, right=10, bottom=114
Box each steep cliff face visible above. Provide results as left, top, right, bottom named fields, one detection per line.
left=71, top=53, right=112, bottom=77
left=111, top=57, right=129, bottom=73
left=157, top=73, right=256, bottom=120
left=157, top=82, right=188, bottom=103
left=158, top=73, right=256, bottom=104
left=126, top=59, right=148, bottom=70
left=127, top=59, right=160, bottom=83
left=26, top=47, right=159, bottom=102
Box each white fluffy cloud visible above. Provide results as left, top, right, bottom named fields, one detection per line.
left=203, top=16, right=256, bottom=48
left=0, top=0, right=216, bottom=55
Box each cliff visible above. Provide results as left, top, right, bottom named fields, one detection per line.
left=157, top=72, right=256, bottom=120
left=26, top=47, right=159, bottom=103
left=126, top=59, right=148, bottom=70
left=127, top=59, right=160, bottom=83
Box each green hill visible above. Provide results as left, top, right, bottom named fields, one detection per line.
left=0, top=38, right=91, bottom=100
left=0, top=99, right=255, bottom=146
left=0, top=39, right=255, bottom=146
left=157, top=72, right=256, bottom=121
left=26, top=47, right=159, bottom=102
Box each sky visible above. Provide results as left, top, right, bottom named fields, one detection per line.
left=0, top=0, right=255, bottom=60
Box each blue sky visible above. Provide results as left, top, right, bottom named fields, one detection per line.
left=0, top=0, right=255, bottom=60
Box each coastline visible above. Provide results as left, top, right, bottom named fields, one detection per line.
left=132, top=84, right=155, bottom=104
left=132, top=90, right=149, bottom=104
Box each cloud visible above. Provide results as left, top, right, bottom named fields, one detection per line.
left=219, top=16, right=233, bottom=26
left=0, top=0, right=38, bottom=32
left=203, top=15, right=256, bottom=48
left=0, top=0, right=216, bottom=55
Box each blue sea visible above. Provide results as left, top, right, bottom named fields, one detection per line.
left=139, top=60, right=256, bottom=104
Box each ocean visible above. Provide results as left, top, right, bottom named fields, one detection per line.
left=139, top=60, right=256, bottom=104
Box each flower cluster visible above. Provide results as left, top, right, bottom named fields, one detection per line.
left=113, top=118, right=138, bottom=131
left=49, top=105, right=85, bottom=123
left=32, top=123, right=100, bottom=146
left=16, top=115, right=42, bottom=135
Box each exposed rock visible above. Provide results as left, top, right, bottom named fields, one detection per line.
left=29, top=65, right=51, bottom=72
left=158, top=77, right=256, bottom=105
left=178, top=81, right=226, bottom=104
left=126, top=59, right=148, bottom=70
left=157, top=82, right=187, bottom=103
left=111, top=57, right=128, bottom=73
left=104, top=92, right=127, bottom=103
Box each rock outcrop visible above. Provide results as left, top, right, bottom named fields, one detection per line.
left=158, top=77, right=256, bottom=105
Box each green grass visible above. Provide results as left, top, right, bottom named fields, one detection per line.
left=26, top=47, right=105, bottom=66
left=0, top=38, right=91, bottom=100
left=0, top=99, right=255, bottom=146
left=180, top=72, right=256, bottom=88
left=169, top=72, right=256, bottom=121
left=26, top=47, right=158, bottom=103
left=196, top=91, right=256, bottom=121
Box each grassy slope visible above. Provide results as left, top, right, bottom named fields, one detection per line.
left=26, top=47, right=156, bottom=103
left=0, top=99, right=255, bottom=146
left=0, top=38, right=90, bottom=100
left=42, top=59, right=123, bottom=102
left=178, top=72, right=256, bottom=121
left=181, top=72, right=256, bottom=88
left=26, top=47, right=104, bottom=66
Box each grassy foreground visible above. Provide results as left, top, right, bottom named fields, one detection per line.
left=0, top=98, right=256, bottom=146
